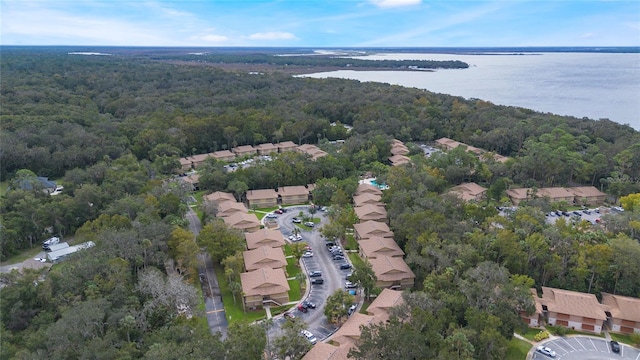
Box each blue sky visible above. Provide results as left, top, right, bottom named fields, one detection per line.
left=1, top=0, right=639, bottom=47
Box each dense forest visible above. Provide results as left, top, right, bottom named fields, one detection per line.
left=1, top=47, right=639, bottom=359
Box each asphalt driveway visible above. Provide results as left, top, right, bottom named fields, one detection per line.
left=530, top=336, right=640, bottom=360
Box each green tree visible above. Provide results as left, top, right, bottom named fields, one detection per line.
left=225, top=322, right=266, bottom=360
left=196, top=221, right=245, bottom=263
left=350, top=259, right=378, bottom=302
left=324, top=289, right=354, bottom=325
left=271, top=317, right=312, bottom=360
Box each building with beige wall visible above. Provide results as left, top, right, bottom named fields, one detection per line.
left=278, top=185, right=310, bottom=205
left=255, top=143, right=278, bottom=155
left=449, top=182, right=487, bottom=202
left=532, top=287, right=607, bottom=334
left=353, top=221, right=394, bottom=240
left=602, top=293, right=640, bottom=334
left=243, top=246, right=287, bottom=272
left=240, top=268, right=290, bottom=309
left=245, top=229, right=286, bottom=250
left=353, top=193, right=382, bottom=207
left=369, top=255, right=415, bottom=290
left=246, top=189, right=278, bottom=208
left=358, top=236, right=404, bottom=259
left=222, top=212, right=261, bottom=232
left=354, top=204, right=388, bottom=223
left=211, top=150, right=236, bottom=162
left=204, top=191, right=236, bottom=205
left=216, top=201, right=248, bottom=218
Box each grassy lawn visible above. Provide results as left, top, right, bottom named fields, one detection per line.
left=1, top=246, right=45, bottom=266
left=359, top=300, right=371, bottom=314
left=517, top=327, right=546, bottom=342
left=213, top=264, right=266, bottom=323
left=284, top=244, right=292, bottom=256
left=505, top=338, right=532, bottom=360
left=345, top=234, right=358, bottom=251
left=610, top=332, right=637, bottom=346
left=286, top=256, right=300, bottom=278
left=288, top=279, right=302, bottom=301
left=348, top=252, right=364, bottom=267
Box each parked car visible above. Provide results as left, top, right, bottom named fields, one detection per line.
left=339, top=263, right=352, bottom=270
left=347, top=304, right=357, bottom=316
left=301, top=330, right=317, bottom=344
left=266, top=213, right=278, bottom=219
left=275, top=209, right=284, bottom=214
left=613, top=206, right=625, bottom=212
left=345, top=281, right=357, bottom=289
left=297, top=303, right=308, bottom=313
left=572, top=211, right=582, bottom=216
left=292, top=218, right=302, bottom=223
left=561, top=211, right=570, bottom=216
left=284, top=312, right=295, bottom=321
left=536, top=345, right=556, bottom=358
left=610, top=340, right=620, bottom=353
left=583, top=209, right=591, bottom=214
left=302, top=300, right=316, bottom=309
left=302, top=251, right=313, bottom=258
left=333, top=255, right=345, bottom=261
left=309, top=270, right=322, bottom=277
left=345, top=272, right=353, bottom=280
left=325, top=241, right=336, bottom=248
left=311, top=278, right=324, bottom=285
left=304, top=221, right=315, bottom=227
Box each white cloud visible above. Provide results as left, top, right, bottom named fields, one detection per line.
left=200, top=34, right=228, bottom=42
left=580, top=32, right=594, bottom=39
left=247, top=32, right=296, bottom=40
left=370, top=0, right=421, bottom=8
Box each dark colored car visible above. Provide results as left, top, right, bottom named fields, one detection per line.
left=610, top=341, right=620, bottom=353
left=311, top=278, right=324, bottom=285
left=297, top=303, right=308, bottom=313
left=325, top=241, right=336, bottom=248
left=333, top=255, right=345, bottom=261
left=562, top=211, right=570, bottom=216
left=339, top=263, right=352, bottom=270
left=302, top=300, right=316, bottom=309
left=309, top=270, right=322, bottom=277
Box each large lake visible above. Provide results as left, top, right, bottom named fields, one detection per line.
left=301, top=52, right=640, bottom=130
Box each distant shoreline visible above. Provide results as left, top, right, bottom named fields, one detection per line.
left=162, top=61, right=438, bottom=75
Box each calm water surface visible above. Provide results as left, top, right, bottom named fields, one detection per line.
left=301, top=52, right=640, bottom=130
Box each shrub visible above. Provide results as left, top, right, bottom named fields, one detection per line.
left=631, top=332, right=640, bottom=347
left=547, top=325, right=567, bottom=336
left=534, top=330, right=550, bottom=342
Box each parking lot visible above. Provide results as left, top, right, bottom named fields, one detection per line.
left=531, top=336, right=640, bottom=360
left=267, top=206, right=352, bottom=341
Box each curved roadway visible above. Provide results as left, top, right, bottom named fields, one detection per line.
left=267, top=206, right=351, bottom=341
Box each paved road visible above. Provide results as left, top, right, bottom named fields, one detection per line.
left=266, top=206, right=349, bottom=341
left=187, top=207, right=228, bottom=339
left=530, top=336, right=640, bottom=360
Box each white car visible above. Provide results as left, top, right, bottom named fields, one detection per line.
left=536, top=345, right=556, bottom=358
left=266, top=213, right=278, bottom=219
left=302, top=251, right=313, bottom=258
left=301, top=330, right=317, bottom=344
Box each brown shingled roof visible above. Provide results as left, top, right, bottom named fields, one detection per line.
left=539, top=287, right=607, bottom=320
left=243, top=246, right=287, bottom=271
left=216, top=201, right=248, bottom=217
left=246, top=189, right=278, bottom=201
left=353, top=221, right=393, bottom=239
left=354, top=204, right=388, bottom=221
left=204, top=191, right=236, bottom=204
left=366, top=288, right=403, bottom=322
left=369, top=255, right=415, bottom=283
left=222, top=212, right=260, bottom=230
left=278, top=185, right=310, bottom=197
left=358, top=237, right=404, bottom=258
left=601, top=292, right=640, bottom=323
left=240, top=268, right=289, bottom=297
left=353, top=193, right=383, bottom=207
left=355, top=183, right=383, bottom=196
left=244, top=229, right=286, bottom=250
